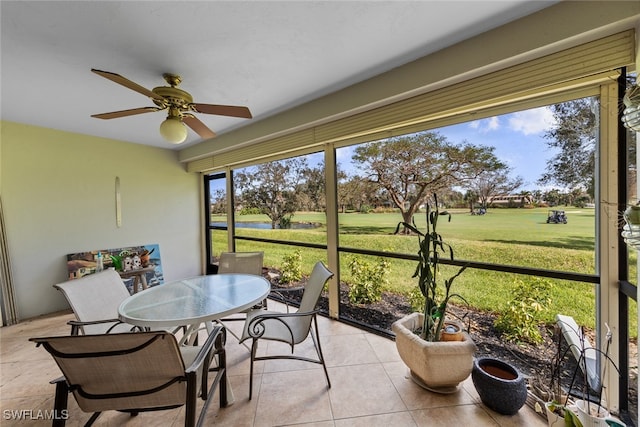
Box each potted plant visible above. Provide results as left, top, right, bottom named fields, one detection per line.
left=529, top=317, right=625, bottom=427
left=391, top=194, right=476, bottom=393
left=563, top=321, right=624, bottom=427
left=528, top=321, right=581, bottom=426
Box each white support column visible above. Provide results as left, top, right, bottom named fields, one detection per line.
left=599, top=81, right=620, bottom=412
left=199, top=173, right=207, bottom=274
left=636, top=125, right=640, bottom=426
left=324, top=144, right=340, bottom=318
left=636, top=128, right=640, bottom=427
left=634, top=26, right=640, bottom=427
left=225, top=166, right=234, bottom=251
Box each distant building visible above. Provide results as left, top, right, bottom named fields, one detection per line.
left=485, top=195, right=533, bottom=206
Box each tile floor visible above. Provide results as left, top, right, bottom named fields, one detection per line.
left=0, top=303, right=546, bottom=426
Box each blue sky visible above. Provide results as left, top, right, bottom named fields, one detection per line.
left=215, top=105, right=562, bottom=196
left=440, top=107, right=559, bottom=191
left=337, top=106, right=560, bottom=192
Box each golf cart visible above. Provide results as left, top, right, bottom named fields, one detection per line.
left=546, top=210, right=567, bottom=224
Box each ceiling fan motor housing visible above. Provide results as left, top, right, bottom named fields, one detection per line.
left=152, top=86, right=193, bottom=110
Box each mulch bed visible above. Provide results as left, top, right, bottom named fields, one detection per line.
left=269, top=271, right=637, bottom=421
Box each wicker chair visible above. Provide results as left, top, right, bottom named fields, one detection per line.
left=30, top=327, right=227, bottom=427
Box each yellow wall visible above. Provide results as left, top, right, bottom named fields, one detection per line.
left=1, top=121, right=201, bottom=319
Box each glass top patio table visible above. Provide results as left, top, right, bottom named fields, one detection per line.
left=118, top=274, right=271, bottom=329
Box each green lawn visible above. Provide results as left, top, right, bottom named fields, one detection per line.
left=212, top=207, right=637, bottom=335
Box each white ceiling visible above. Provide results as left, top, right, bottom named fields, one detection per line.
left=1, top=1, right=557, bottom=150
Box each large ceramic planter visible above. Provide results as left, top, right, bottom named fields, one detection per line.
left=392, top=312, right=476, bottom=393
left=472, top=357, right=527, bottom=415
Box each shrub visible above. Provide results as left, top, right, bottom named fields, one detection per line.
left=278, top=214, right=293, bottom=229
left=408, top=287, right=424, bottom=312
left=280, top=250, right=302, bottom=284
left=347, top=255, right=390, bottom=304
left=574, top=195, right=591, bottom=208
left=494, top=277, right=552, bottom=344
left=238, top=207, right=261, bottom=215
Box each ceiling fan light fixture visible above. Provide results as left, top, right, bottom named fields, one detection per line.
left=159, top=116, right=187, bottom=144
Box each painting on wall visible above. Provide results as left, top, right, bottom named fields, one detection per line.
left=66, top=244, right=164, bottom=291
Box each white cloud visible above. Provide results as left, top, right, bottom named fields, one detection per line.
left=508, top=107, right=556, bottom=135
left=468, top=117, right=499, bottom=133
left=486, top=116, right=499, bottom=131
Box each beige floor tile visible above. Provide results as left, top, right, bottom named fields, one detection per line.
left=2, top=337, right=52, bottom=364
left=383, top=360, right=476, bottom=410
left=198, top=374, right=260, bottom=426
left=363, top=332, right=402, bottom=363
left=317, top=316, right=361, bottom=336
left=254, top=369, right=333, bottom=427
left=0, top=309, right=548, bottom=427
left=1, top=359, right=62, bottom=399
left=0, top=395, right=53, bottom=426
left=258, top=338, right=327, bottom=374
left=334, top=411, right=417, bottom=426
left=490, top=407, right=548, bottom=427
left=286, top=422, right=336, bottom=427
left=328, top=363, right=407, bottom=419
left=411, top=404, right=500, bottom=426
left=224, top=335, right=265, bottom=377
left=229, top=371, right=263, bottom=405
left=323, top=333, right=380, bottom=367
left=0, top=311, right=73, bottom=339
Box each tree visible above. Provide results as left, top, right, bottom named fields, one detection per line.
left=296, top=162, right=334, bottom=212
left=466, top=168, right=523, bottom=209
left=351, top=131, right=506, bottom=231
left=540, top=80, right=637, bottom=201
left=209, top=188, right=226, bottom=215
left=234, top=158, right=308, bottom=229
left=463, top=190, right=479, bottom=213
left=543, top=189, right=563, bottom=206
left=338, top=176, right=380, bottom=212
left=537, top=98, right=597, bottom=196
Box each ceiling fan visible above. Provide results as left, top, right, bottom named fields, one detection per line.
left=90, top=69, right=252, bottom=144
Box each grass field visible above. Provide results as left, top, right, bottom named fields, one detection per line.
left=212, top=207, right=637, bottom=335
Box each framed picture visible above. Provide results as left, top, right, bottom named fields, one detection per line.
left=66, top=244, right=164, bottom=290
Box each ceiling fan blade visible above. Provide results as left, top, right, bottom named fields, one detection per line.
left=91, top=107, right=160, bottom=120
left=91, top=69, right=165, bottom=102
left=190, top=103, right=252, bottom=119
left=183, top=115, right=217, bottom=139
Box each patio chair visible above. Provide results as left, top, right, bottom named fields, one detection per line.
left=217, top=251, right=264, bottom=276
left=54, top=269, right=140, bottom=335
left=217, top=250, right=267, bottom=316
left=30, top=327, right=227, bottom=427
left=240, top=261, right=333, bottom=399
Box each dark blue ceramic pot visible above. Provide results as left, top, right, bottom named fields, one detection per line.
left=472, top=357, right=527, bottom=415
